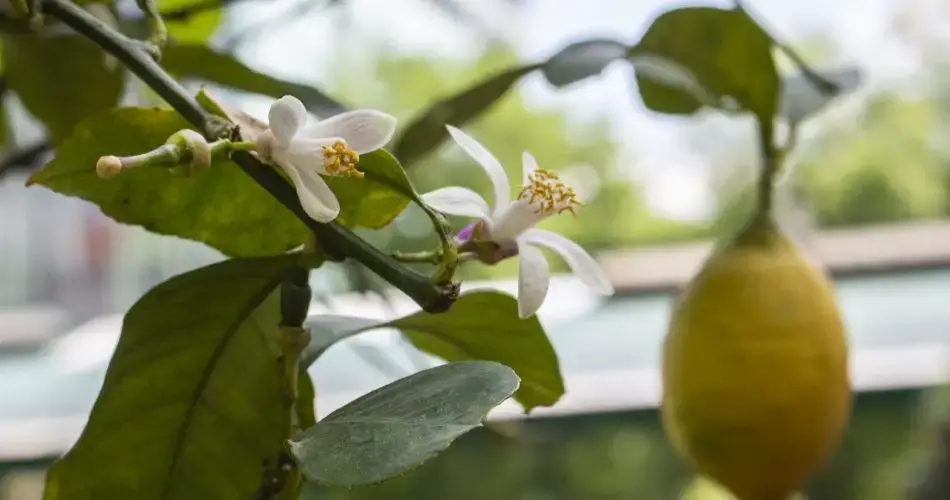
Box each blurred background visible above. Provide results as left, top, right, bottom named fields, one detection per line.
left=3, top=0, right=950, bottom=498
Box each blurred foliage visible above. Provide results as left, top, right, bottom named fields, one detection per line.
left=298, top=389, right=928, bottom=500
left=794, top=93, right=949, bottom=227
left=687, top=78, right=950, bottom=237
left=162, top=44, right=346, bottom=116
left=3, top=34, right=124, bottom=144
left=634, top=6, right=778, bottom=120
left=160, top=0, right=222, bottom=42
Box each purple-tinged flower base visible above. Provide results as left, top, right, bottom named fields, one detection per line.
left=499, top=244, right=519, bottom=259
left=454, top=222, right=477, bottom=245
left=454, top=222, right=519, bottom=265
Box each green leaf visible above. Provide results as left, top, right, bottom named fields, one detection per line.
left=780, top=66, right=861, bottom=123
left=632, top=6, right=779, bottom=120
left=160, top=0, right=222, bottom=43
left=392, top=64, right=541, bottom=167
left=3, top=33, right=123, bottom=144
left=162, top=44, right=345, bottom=117
left=44, top=256, right=295, bottom=500
left=301, top=291, right=564, bottom=412
left=542, top=39, right=628, bottom=88
left=290, top=361, right=520, bottom=486
left=628, top=53, right=719, bottom=110
left=326, top=149, right=417, bottom=229
left=27, top=107, right=308, bottom=257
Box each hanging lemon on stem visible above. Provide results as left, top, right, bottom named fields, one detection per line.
left=661, top=118, right=852, bottom=500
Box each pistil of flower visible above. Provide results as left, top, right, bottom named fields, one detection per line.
left=322, top=140, right=364, bottom=178
left=516, top=168, right=581, bottom=216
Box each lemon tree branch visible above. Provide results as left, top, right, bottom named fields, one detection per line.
left=42, top=0, right=457, bottom=313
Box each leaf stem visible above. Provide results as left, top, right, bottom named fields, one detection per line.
left=392, top=249, right=443, bottom=264
left=360, top=169, right=459, bottom=284
left=135, top=0, right=168, bottom=51
left=42, top=0, right=457, bottom=314
left=755, top=118, right=779, bottom=218
left=117, top=144, right=182, bottom=169
left=418, top=203, right=458, bottom=284
left=226, top=140, right=258, bottom=152
left=734, top=0, right=839, bottom=95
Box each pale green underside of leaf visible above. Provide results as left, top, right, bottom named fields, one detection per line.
left=290, top=361, right=520, bottom=486
left=303, top=291, right=564, bottom=412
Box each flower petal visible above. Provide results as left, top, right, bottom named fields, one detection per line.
left=446, top=125, right=510, bottom=212
left=489, top=200, right=545, bottom=242
left=283, top=137, right=340, bottom=175
left=255, top=129, right=278, bottom=161
left=305, top=109, right=397, bottom=154
left=516, top=241, right=550, bottom=319
left=268, top=95, right=308, bottom=147
left=519, top=229, right=614, bottom=295
left=421, top=187, right=491, bottom=219
left=522, top=151, right=539, bottom=184
left=277, top=157, right=340, bottom=223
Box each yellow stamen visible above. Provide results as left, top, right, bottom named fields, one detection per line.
left=321, top=141, right=363, bottom=178
left=516, top=168, right=581, bottom=216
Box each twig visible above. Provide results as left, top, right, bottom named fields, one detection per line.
left=42, top=0, right=457, bottom=314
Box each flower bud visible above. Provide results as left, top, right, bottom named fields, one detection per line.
left=166, top=129, right=212, bottom=173
left=96, top=155, right=123, bottom=179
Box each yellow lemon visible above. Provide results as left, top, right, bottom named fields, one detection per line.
left=662, top=215, right=851, bottom=500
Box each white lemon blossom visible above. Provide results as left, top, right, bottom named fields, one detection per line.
left=256, top=95, right=397, bottom=223
left=422, top=125, right=614, bottom=318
